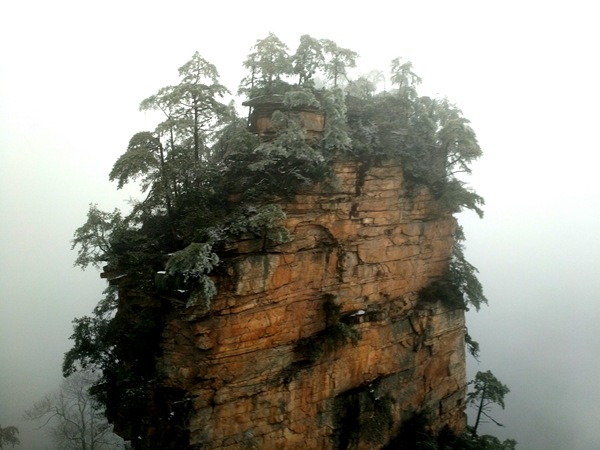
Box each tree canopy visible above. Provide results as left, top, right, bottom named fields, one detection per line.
left=239, top=32, right=292, bottom=96
left=73, top=35, right=485, bottom=289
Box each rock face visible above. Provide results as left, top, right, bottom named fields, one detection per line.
left=127, top=159, right=467, bottom=449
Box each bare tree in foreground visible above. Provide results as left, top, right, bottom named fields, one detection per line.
left=24, top=369, right=126, bottom=450
left=467, top=370, right=510, bottom=437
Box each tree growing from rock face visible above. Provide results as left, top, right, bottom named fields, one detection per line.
left=24, top=369, right=125, bottom=450
left=467, top=370, right=510, bottom=437
left=171, top=52, right=230, bottom=162
left=113, top=52, right=229, bottom=195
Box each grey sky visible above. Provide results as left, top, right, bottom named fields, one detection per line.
left=1, top=1, right=599, bottom=449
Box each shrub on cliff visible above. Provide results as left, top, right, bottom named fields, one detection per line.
left=419, top=224, right=488, bottom=312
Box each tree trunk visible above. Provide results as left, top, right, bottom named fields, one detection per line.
left=193, top=102, right=200, bottom=161
left=472, top=381, right=487, bottom=437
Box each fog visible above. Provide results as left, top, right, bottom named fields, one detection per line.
left=1, top=2, right=598, bottom=449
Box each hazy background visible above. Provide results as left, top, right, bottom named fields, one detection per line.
left=1, top=1, right=598, bottom=449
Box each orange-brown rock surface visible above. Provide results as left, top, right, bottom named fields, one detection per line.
left=132, top=159, right=467, bottom=449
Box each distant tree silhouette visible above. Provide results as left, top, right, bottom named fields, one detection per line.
left=0, top=425, right=19, bottom=449
left=24, top=369, right=125, bottom=450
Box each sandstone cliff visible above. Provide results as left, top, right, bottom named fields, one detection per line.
left=114, top=158, right=467, bottom=449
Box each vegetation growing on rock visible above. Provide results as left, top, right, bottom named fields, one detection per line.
left=383, top=412, right=517, bottom=450
left=66, top=33, right=497, bottom=449
left=278, top=294, right=362, bottom=384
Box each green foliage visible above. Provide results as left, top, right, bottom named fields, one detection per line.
left=419, top=225, right=487, bottom=312
left=320, top=88, right=351, bottom=152
left=109, top=132, right=163, bottom=191
left=465, top=328, right=481, bottom=361
left=239, top=32, right=292, bottom=97
left=471, top=435, right=518, bottom=450
left=231, top=110, right=330, bottom=198
left=279, top=295, right=361, bottom=384
left=438, top=179, right=485, bottom=219
left=283, top=88, right=320, bottom=109
left=291, top=35, right=324, bottom=87
left=139, top=51, right=230, bottom=163
left=383, top=412, right=438, bottom=450
left=221, top=203, right=290, bottom=248
left=332, top=383, right=395, bottom=449
left=63, top=285, right=118, bottom=377
left=294, top=336, right=325, bottom=363
left=63, top=285, right=166, bottom=436
left=390, top=57, right=422, bottom=100
left=449, top=225, right=488, bottom=311
left=245, top=204, right=291, bottom=246
left=250, top=110, right=320, bottom=171
left=173, top=51, right=230, bottom=161
left=165, top=242, right=218, bottom=283
left=361, top=394, right=395, bottom=445
left=347, top=90, right=484, bottom=218
left=72, top=35, right=485, bottom=286
left=322, top=293, right=342, bottom=325
left=165, top=242, right=219, bottom=307
left=346, top=77, right=371, bottom=100
left=468, top=371, right=510, bottom=437
left=293, top=295, right=361, bottom=365
left=419, top=279, right=465, bottom=309
left=0, top=425, right=19, bottom=449
left=322, top=321, right=362, bottom=348
left=239, top=34, right=359, bottom=96
left=72, top=205, right=124, bottom=269
left=321, top=39, right=359, bottom=87
left=72, top=47, right=333, bottom=279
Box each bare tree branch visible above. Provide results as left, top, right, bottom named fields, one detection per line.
left=24, top=369, right=126, bottom=450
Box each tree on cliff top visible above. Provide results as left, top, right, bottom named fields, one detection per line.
left=291, top=34, right=324, bottom=87
left=109, top=52, right=230, bottom=230
left=321, top=39, right=359, bottom=87
left=239, top=32, right=293, bottom=97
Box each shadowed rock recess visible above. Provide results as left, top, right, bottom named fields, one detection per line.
left=111, top=159, right=467, bottom=449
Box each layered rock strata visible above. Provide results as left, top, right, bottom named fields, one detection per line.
left=125, top=159, right=467, bottom=449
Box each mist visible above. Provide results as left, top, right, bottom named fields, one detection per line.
left=1, top=2, right=599, bottom=449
